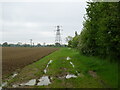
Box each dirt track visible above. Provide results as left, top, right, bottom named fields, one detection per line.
left=2, top=47, right=59, bottom=78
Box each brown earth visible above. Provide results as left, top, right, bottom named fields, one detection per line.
left=2, top=47, right=59, bottom=78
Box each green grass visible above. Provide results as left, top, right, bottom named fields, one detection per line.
left=72, top=52, right=118, bottom=88
left=7, top=48, right=118, bottom=88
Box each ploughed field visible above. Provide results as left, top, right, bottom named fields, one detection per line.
left=2, top=47, right=58, bottom=78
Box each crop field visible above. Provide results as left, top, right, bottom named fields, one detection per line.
left=2, top=47, right=58, bottom=78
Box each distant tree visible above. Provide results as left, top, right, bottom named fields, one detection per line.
left=37, top=43, right=41, bottom=47
left=65, top=36, right=73, bottom=47
left=55, top=43, right=61, bottom=46
left=17, top=42, right=22, bottom=45
left=23, top=43, right=30, bottom=47
left=68, top=40, right=72, bottom=47
left=68, top=31, right=80, bottom=48
left=75, top=31, right=78, bottom=36
left=66, top=36, right=73, bottom=43
left=9, top=44, right=15, bottom=47
left=2, top=42, right=9, bottom=47
left=72, top=35, right=79, bottom=48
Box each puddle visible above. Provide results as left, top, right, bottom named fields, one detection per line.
left=12, top=73, right=18, bottom=78
left=76, top=71, right=80, bottom=76
left=46, top=64, right=49, bottom=68
left=48, top=60, right=53, bottom=64
left=37, top=76, right=51, bottom=86
left=12, top=79, right=36, bottom=87
left=66, top=74, right=77, bottom=79
left=44, top=69, right=47, bottom=74
left=12, top=84, right=19, bottom=88
left=76, top=71, right=78, bottom=73
left=66, top=57, right=71, bottom=60
left=20, top=79, right=36, bottom=86
left=25, top=79, right=36, bottom=86
left=20, top=83, right=25, bottom=86
left=76, top=71, right=80, bottom=75
left=58, top=76, right=66, bottom=79
left=50, top=77, right=53, bottom=80
left=2, top=72, right=18, bottom=87
left=2, top=82, right=7, bottom=87
left=43, top=60, right=53, bottom=74
left=70, top=61, right=75, bottom=68
left=68, top=48, right=71, bottom=49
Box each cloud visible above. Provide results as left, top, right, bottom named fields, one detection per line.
left=1, top=2, right=87, bottom=44
left=0, top=0, right=88, bottom=3
left=3, top=21, right=40, bottom=28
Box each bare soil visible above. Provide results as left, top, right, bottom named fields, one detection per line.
left=2, top=47, right=59, bottom=78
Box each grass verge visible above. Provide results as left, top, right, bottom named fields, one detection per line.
left=6, top=48, right=118, bottom=88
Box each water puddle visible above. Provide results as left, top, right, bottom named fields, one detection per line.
left=58, top=76, right=66, bottom=79
left=12, top=79, right=36, bottom=88
left=2, top=72, right=18, bottom=87
left=14, top=76, right=51, bottom=87
left=12, top=60, right=53, bottom=88
left=37, top=76, right=51, bottom=86
left=76, top=71, right=80, bottom=75
left=0, top=87, right=2, bottom=90
left=66, top=74, right=77, bottom=79
left=23, top=79, right=36, bottom=86
left=48, top=60, right=53, bottom=64
left=44, top=60, right=53, bottom=74
left=44, top=69, right=47, bottom=74
left=19, top=83, right=25, bottom=86
left=12, top=73, right=18, bottom=78
left=50, top=77, right=53, bottom=80
left=12, top=84, right=19, bottom=88
left=66, top=57, right=71, bottom=60
left=46, top=64, right=49, bottom=68
left=2, top=82, right=7, bottom=87
left=70, top=61, right=75, bottom=68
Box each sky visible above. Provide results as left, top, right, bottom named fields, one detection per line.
left=0, top=0, right=88, bottom=45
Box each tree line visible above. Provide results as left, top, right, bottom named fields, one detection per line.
left=1, top=42, right=67, bottom=47
left=68, top=2, right=120, bottom=61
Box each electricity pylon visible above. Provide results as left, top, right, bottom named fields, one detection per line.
left=55, top=25, right=62, bottom=45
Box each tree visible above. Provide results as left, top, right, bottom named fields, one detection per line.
left=75, top=31, right=78, bottom=36
left=2, top=42, right=9, bottom=47
left=65, top=36, right=73, bottom=43
left=71, top=31, right=79, bottom=48
left=37, top=43, right=41, bottom=47
left=55, top=43, right=61, bottom=46
left=66, top=36, right=73, bottom=47
left=77, top=2, right=120, bottom=61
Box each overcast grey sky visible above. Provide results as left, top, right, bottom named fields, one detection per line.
left=0, top=1, right=87, bottom=45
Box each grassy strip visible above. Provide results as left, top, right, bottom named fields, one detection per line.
left=7, top=48, right=118, bottom=88
left=70, top=49, right=118, bottom=88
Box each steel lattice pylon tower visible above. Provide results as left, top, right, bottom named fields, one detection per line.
left=55, top=25, right=62, bottom=45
